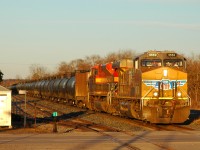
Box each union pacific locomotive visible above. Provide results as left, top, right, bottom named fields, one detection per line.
left=12, top=50, right=191, bottom=123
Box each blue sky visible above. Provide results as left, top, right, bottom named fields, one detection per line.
left=0, top=0, right=200, bottom=79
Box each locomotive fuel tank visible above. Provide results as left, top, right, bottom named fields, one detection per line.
left=119, top=101, right=140, bottom=119
left=93, top=100, right=107, bottom=112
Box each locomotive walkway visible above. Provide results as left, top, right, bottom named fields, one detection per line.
left=0, top=131, right=200, bottom=150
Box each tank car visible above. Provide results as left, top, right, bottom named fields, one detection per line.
left=12, top=71, right=89, bottom=107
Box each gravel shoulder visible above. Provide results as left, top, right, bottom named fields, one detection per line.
left=1, top=97, right=200, bottom=134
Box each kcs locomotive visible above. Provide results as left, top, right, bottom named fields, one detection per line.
left=12, top=50, right=191, bottom=123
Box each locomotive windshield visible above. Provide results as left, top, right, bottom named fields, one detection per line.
left=141, top=59, right=162, bottom=67
left=164, top=59, right=183, bottom=67
left=141, top=59, right=184, bottom=67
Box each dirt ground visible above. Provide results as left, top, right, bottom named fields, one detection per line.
left=0, top=121, right=74, bottom=134
left=1, top=109, right=200, bottom=134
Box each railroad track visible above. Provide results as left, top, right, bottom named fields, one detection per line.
left=12, top=95, right=194, bottom=132
left=57, top=118, right=175, bottom=150
left=12, top=95, right=142, bottom=149
left=158, top=124, right=194, bottom=131
left=12, top=95, right=52, bottom=117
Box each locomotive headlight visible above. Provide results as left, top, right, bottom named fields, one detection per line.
left=177, top=92, right=182, bottom=97
left=153, top=92, right=158, bottom=97
left=163, top=70, right=168, bottom=77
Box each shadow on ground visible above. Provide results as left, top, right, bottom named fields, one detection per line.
left=0, top=111, right=87, bottom=132
left=184, top=109, right=200, bottom=125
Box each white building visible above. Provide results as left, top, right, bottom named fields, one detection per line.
left=0, top=86, right=11, bottom=128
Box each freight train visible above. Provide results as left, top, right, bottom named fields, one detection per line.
left=11, top=50, right=191, bottom=123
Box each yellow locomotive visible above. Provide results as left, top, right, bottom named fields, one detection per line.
left=133, top=51, right=190, bottom=123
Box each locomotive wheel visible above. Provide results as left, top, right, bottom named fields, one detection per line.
left=69, top=100, right=73, bottom=105
left=77, top=101, right=83, bottom=108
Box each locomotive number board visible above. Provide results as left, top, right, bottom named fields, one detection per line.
left=167, top=53, right=177, bottom=57
left=148, top=53, right=157, bottom=57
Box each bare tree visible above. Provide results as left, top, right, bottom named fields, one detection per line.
left=29, top=64, right=48, bottom=80
left=57, top=58, right=94, bottom=75
left=104, top=52, right=118, bottom=62
left=85, top=55, right=103, bottom=66
left=104, top=50, right=135, bottom=62
left=187, top=56, right=200, bottom=108
left=76, top=59, right=90, bottom=70
left=57, top=62, right=70, bottom=75
left=118, top=50, right=136, bottom=59
left=56, top=50, right=136, bottom=76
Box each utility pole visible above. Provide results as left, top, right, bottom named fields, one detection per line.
left=34, top=102, right=37, bottom=127
left=19, top=90, right=27, bottom=128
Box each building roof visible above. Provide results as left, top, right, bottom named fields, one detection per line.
left=0, top=85, right=10, bottom=91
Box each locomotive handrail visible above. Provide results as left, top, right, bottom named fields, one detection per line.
left=107, top=91, right=112, bottom=105
left=141, top=86, right=155, bottom=110
left=107, top=83, right=112, bottom=105
left=179, top=87, right=191, bottom=106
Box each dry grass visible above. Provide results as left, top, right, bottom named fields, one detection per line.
left=0, top=122, right=72, bottom=134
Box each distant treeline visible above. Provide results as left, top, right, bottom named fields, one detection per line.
left=187, top=57, right=200, bottom=109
